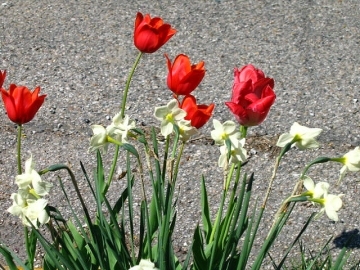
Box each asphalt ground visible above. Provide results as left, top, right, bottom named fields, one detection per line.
left=0, top=0, right=359, bottom=268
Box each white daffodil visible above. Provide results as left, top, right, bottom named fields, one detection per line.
left=338, top=146, right=360, bottom=183
left=154, top=99, right=187, bottom=137
left=89, top=125, right=110, bottom=153
left=303, top=176, right=329, bottom=199
left=109, top=113, right=136, bottom=143
left=15, top=156, right=53, bottom=197
left=7, top=193, right=26, bottom=218
left=276, top=122, right=322, bottom=150
left=15, top=155, right=41, bottom=189
left=32, top=178, right=53, bottom=197
left=314, top=193, right=343, bottom=222
left=177, top=119, right=198, bottom=142
left=7, top=193, right=49, bottom=228
left=26, top=198, right=50, bottom=226
left=211, top=119, right=240, bottom=146
left=128, top=259, right=159, bottom=270
left=218, top=138, right=247, bottom=168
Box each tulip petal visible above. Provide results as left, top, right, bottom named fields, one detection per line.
left=0, top=70, right=6, bottom=88
left=231, top=81, right=253, bottom=104
left=235, top=65, right=265, bottom=83
left=135, top=12, right=143, bottom=29
left=166, top=54, right=205, bottom=95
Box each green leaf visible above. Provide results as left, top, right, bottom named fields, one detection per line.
left=192, top=225, right=208, bottom=270
left=138, top=201, right=146, bottom=260
left=331, top=244, right=352, bottom=270
left=29, top=224, right=72, bottom=269
left=201, top=175, right=212, bottom=243
left=122, top=143, right=139, bottom=159
left=131, top=127, right=145, bottom=136
left=182, top=238, right=193, bottom=270
left=25, top=228, right=38, bottom=269
left=0, top=244, right=28, bottom=270
left=126, top=152, right=136, bottom=264
left=276, top=213, right=316, bottom=269
left=112, top=175, right=133, bottom=214
left=67, top=220, right=86, bottom=251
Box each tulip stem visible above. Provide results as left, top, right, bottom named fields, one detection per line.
left=17, top=124, right=22, bottom=174
left=240, top=125, right=248, bottom=139
left=120, top=51, right=143, bottom=118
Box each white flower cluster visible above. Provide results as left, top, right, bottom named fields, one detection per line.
left=211, top=119, right=247, bottom=168
left=154, top=99, right=197, bottom=141
left=276, top=122, right=360, bottom=222
left=303, top=176, right=343, bottom=222
left=7, top=155, right=52, bottom=228
left=89, top=113, right=136, bottom=153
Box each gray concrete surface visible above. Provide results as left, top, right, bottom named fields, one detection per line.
left=0, top=0, right=359, bottom=268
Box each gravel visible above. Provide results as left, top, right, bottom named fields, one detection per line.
left=0, top=0, right=359, bottom=268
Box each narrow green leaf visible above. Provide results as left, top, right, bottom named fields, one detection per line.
left=0, top=244, right=28, bottom=270
left=192, top=225, right=208, bottom=270
left=182, top=238, right=193, bottom=270
left=251, top=203, right=296, bottom=270
left=331, top=245, right=352, bottom=270
left=29, top=224, right=71, bottom=269
left=276, top=213, right=316, bottom=269
left=67, top=220, right=86, bottom=250
left=237, top=211, right=256, bottom=269
left=305, top=237, right=332, bottom=270
left=201, top=175, right=212, bottom=243
left=131, top=127, right=145, bottom=136
left=126, top=152, right=136, bottom=264
left=122, top=143, right=139, bottom=159
left=138, top=201, right=146, bottom=260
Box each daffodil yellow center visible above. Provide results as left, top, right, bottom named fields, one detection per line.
left=29, top=188, right=41, bottom=199
left=293, top=134, right=302, bottom=142
left=221, top=133, right=228, bottom=140
left=166, top=113, right=174, bottom=123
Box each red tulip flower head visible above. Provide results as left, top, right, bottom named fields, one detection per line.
left=166, top=54, right=206, bottom=96
left=1, top=84, right=46, bottom=125
left=225, top=64, right=275, bottom=127
left=0, top=70, right=6, bottom=89
left=134, top=12, right=176, bottom=53
left=179, top=95, right=214, bottom=129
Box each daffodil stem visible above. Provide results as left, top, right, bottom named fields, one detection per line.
left=104, top=145, right=120, bottom=195
left=262, top=141, right=293, bottom=209
left=120, top=51, right=143, bottom=118
left=102, top=136, right=124, bottom=195
left=24, top=226, right=33, bottom=269
left=300, top=157, right=332, bottom=180
left=17, top=124, right=22, bottom=174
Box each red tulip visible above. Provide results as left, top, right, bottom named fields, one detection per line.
left=225, top=65, right=275, bottom=127
left=1, top=84, right=46, bottom=125
left=134, top=12, right=176, bottom=53
left=166, top=54, right=206, bottom=96
left=179, top=95, right=214, bottom=129
left=0, top=70, right=6, bottom=89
